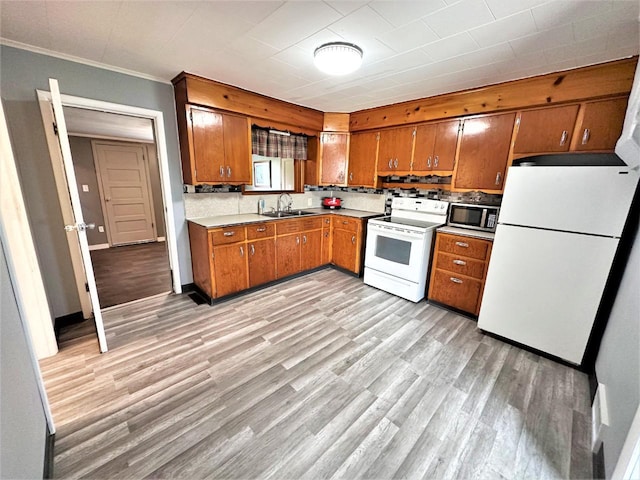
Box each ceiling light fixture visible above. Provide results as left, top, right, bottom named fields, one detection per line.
left=313, top=42, right=363, bottom=76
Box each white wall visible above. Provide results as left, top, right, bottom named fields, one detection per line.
left=0, top=238, right=48, bottom=479
left=595, top=219, right=640, bottom=477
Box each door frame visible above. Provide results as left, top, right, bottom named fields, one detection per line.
left=92, top=140, right=158, bottom=247
left=36, top=90, right=183, bottom=302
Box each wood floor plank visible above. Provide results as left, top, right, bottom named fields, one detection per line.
left=41, top=269, right=593, bottom=480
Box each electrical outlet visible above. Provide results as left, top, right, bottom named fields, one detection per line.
left=307, top=197, right=313, bottom=207
left=98, top=226, right=105, bottom=233
left=82, top=184, right=89, bottom=192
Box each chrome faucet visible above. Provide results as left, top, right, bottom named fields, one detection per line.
left=277, top=193, right=292, bottom=213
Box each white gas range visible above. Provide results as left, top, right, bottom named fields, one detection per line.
left=364, top=197, right=449, bottom=302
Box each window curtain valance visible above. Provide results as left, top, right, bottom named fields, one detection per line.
left=251, top=126, right=308, bottom=160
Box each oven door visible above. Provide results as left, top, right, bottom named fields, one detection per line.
left=364, top=223, right=427, bottom=283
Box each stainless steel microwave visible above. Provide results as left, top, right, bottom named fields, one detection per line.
left=447, top=203, right=500, bottom=232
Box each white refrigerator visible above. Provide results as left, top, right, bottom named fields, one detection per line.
left=478, top=163, right=639, bottom=365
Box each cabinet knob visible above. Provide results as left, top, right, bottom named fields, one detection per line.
left=581, top=128, right=590, bottom=145
left=351, top=235, right=356, bottom=244
left=559, top=130, right=568, bottom=146
left=495, top=172, right=502, bottom=186
left=324, top=232, right=329, bottom=238
left=303, top=235, right=307, bottom=244
left=450, top=277, right=463, bottom=284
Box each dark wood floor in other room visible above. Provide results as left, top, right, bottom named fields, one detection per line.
left=40, top=269, right=592, bottom=479
left=90, top=241, right=171, bottom=308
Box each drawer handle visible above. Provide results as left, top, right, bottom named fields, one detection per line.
left=455, top=241, right=469, bottom=248
left=453, top=259, right=466, bottom=266
left=495, top=172, right=502, bottom=186
left=343, top=221, right=349, bottom=225
left=256, top=227, right=266, bottom=232
left=240, top=246, right=244, bottom=257
left=219, top=166, right=224, bottom=177
left=394, top=158, right=398, bottom=168
left=560, top=130, right=568, bottom=146
left=582, top=128, right=590, bottom=145
left=351, top=235, right=356, bottom=244
left=434, top=156, right=439, bottom=168
left=388, top=158, right=393, bottom=169
left=223, top=231, right=235, bottom=237
left=427, top=156, right=431, bottom=168
left=250, top=244, right=255, bottom=256
left=450, top=277, right=463, bottom=284
left=227, top=166, right=232, bottom=177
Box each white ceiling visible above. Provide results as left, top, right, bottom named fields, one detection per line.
left=1, top=1, right=638, bottom=112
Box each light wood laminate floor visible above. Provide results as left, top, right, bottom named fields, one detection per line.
left=41, top=269, right=592, bottom=479
left=90, top=241, right=172, bottom=308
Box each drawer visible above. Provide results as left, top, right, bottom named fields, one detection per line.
left=437, top=233, right=490, bottom=260
left=210, top=226, right=246, bottom=245
left=246, top=222, right=275, bottom=240
left=435, top=252, right=486, bottom=279
left=428, top=269, right=483, bottom=315
left=276, top=219, right=301, bottom=235
left=333, top=216, right=360, bottom=232
left=300, top=217, right=323, bottom=231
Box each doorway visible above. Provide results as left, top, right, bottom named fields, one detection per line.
left=68, top=135, right=172, bottom=309
left=37, top=87, right=182, bottom=352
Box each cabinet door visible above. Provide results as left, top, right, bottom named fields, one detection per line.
left=190, top=106, right=225, bottom=183
left=348, top=131, right=378, bottom=187
left=301, top=229, right=322, bottom=270
left=412, top=123, right=437, bottom=174
left=377, top=129, right=396, bottom=174
left=332, top=228, right=358, bottom=273
left=394, top=126, right=415, bottom=172
left=573, top=97, right=628, bottom=151
left=513, top=105, right=579, bottom=154
left=432, top=120, right=460, bottom=172
left=223, top=114, right=251, bottom=183
left=320, top=132, right=349, bottom=185
left=276, top=234, right=301, bottom=278
left=321, top=227, right=331, bottom=265
left=248, top=239, right=276, bottom=287
left=454, top=112, right=516, bottom=191
left=213, top=243, right=248, bottom=297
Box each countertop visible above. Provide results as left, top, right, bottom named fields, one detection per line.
left=437, top=225, right=495, bottom=241
left=188, top=208, right=384, bottom=228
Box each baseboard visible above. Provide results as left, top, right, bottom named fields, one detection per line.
left=88, top=243, right=110, bottom=251
left=181, top=282, right=195, bottom=293
left=53, top=311, right=85, bottom=340
left=43, top=425, right=55, bottom=479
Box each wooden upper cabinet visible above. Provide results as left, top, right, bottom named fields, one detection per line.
left=412, top=123, right=436, bottom=174
left=348, top=131, right=378, bottom=187
left=189, top=106, right=225, bottom=183
left=513, top=104, right=579, bottom=154
left=320, top=132, right=349, bottom=185
left=182, top=105, right=251, bottom=185
left=222, top=113, right=251, bottom=183
left=572, top=96, right=629, bottom=151
left=413, top=120, right=459, bottom=174
left=454, top=112, right=516, bottom=192
left=378, top=126, right=415, bottom=174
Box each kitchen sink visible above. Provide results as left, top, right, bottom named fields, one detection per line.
left=261, top=210, right=316, bottom=218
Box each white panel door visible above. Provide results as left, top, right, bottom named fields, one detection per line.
left=49, top=79, right=108, bottom=353
left=499, top=166, right=638, bottom=236
left=478, top=224, right=619, bottom=365
left=93, top=142, right=156, bottom=246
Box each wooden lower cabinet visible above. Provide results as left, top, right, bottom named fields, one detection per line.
left=188, top=214, right=366, bottom=301
left=212, top=242, right=248, bottom=297
left=428, top=232, right=493, bottom=316
left=276, top=233, right=301, bottom=278
left=331, top=216, right=363, bottom=274
left=301, top=229, right=322, bottom=271
left=248, top=238, right=276, bottom=287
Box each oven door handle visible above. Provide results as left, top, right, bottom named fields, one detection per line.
left=368, top=224, right=426, bottom=241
